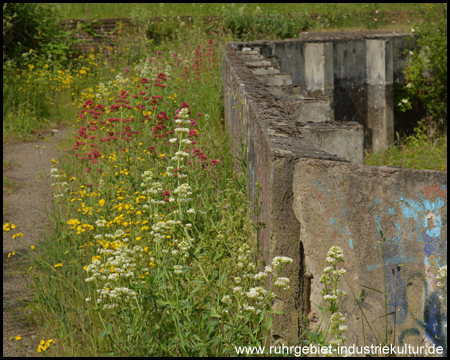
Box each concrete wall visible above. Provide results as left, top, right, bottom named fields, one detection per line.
left=232, top=31, right=413, bottom=151
left=223, top=32, right=447, bottom=351
left=293, top=160, right=447, bottom=351
left=223, top=45, right=346, bottom=342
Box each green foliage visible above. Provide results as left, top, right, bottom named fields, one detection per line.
left=130, top=9, right=183, bottom=46
left=2, top=3, right=78, bottom=68
left=222, top=4, right=313, bottom=41
left=403, top=4, right=447, bottom=125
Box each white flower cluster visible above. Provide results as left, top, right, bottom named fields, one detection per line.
left=50, top=168, right=69, bottom=199
left=272, top=256, right=294, bottom=275
left=96, top=82, right=111, bottom=100
left=328, top=312, right=347, bottom=347
left=171, top=150, right=190, bottom=162
left=178, top=108, right=190, bottom=120
left=174, top=127, right=190, bottom=134
left=150, top=221, right=171, bottom=242
left=95, top=286, right=137, bottom=310
left=95, top=219, right=107, bottom=227
left=173, top=264, right=183, bottom=275
left=50, top=168, right=59, bottom=178
left=326, top=246, right=345, bottom=266
left=221, top=295, right=232, bottom=305
left=320, top=246, right=347, bottom=305
left=173, top=183, right=193, bottom=203
left=274, top=277, right=290, bottom=290
left=436, top=265, right=447, bottom=312
left=436, top=265, right=447, bottom=290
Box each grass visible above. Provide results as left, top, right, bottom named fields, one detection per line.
left=364, top=125, right=447, bottom=171
left=51, top=3, right=419, bottom=20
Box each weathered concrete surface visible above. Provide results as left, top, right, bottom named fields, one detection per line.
left=248, top=65, right=281, bottom=75
left=266, top=85, right=310, bottom=100
left=297, top=122, right=364, bottom=164
left=231, top=31, right=413, bottom=151
left=224, top=34, right=447, bottom=350
left=278, top=98, right=331, bottom=124
left=223, top=44, right=347, bottom=343
left=293, top=159, right=447, bottom=351
left=256, top=73, right=293, bottom=86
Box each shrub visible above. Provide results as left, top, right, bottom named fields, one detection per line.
left=2, top=3, right=77, bottom=68
left=403, top=4, right=447, bottom=128
left=222, top=4, right=313, bottom=41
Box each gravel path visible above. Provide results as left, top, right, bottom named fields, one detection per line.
left=3, top=126, right=71, bottom=357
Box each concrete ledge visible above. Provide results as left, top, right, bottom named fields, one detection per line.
left=247, top=65, right=281, bottom=75
left=297, top=122, right=364, bottom=164
left=256, top=73, right=293, bottom=86
left=278, top=98, right=331, bottom=123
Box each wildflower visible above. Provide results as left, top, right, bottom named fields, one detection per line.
left=174, top=265, right=183, bottom=275
left=254, top=272, right=268, bottom=281
left=54, top=263, right=63, bottom=268
left=221, top=295, right=232, bottom=305
left=274, top=277, right=291, bottom=290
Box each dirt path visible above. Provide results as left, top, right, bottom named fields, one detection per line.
left=3, top=126, right=71, bottom=357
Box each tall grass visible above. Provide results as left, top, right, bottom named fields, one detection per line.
left=364, top=122, right=447, bottom=171
left=6, top=17, right=296, bottom=356
left=52, top=3, right=419, bottom=20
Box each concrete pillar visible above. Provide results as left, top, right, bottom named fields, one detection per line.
left=366, top=39, right=394, bottom=151
left=304, top=42, right=334, bottom=120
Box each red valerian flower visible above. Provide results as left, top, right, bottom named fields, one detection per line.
left=211, top=159, right=218, bottom=165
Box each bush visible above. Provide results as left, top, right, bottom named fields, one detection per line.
left=222, top=4, right=313, bottom=41
left=403, top=4, right=447, bottom=127
left=3, top=3, right=79, bottom=69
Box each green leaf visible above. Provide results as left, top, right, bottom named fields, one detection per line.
left=359, top=284, right=385, bottom=294
left=209, top=307, right=221, bottom=318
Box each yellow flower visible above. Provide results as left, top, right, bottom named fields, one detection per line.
left=15, top=336, right=22, bottom=341
left=3, top=223, right=15, bottom=231
left=54, top=263, right=63, bottom=268
left=12, top=233, right=24, bottom=239
left=30, top=245, right=35, bottom=250
left=99, top=199, right=105, bottom=207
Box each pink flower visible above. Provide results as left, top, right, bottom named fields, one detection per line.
left=211, top=159, right=218, bottom=165
left=85, top=168, right=90, bottom=172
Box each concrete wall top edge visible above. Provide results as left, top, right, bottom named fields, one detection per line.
left=230, top=31, right=412, bottom=48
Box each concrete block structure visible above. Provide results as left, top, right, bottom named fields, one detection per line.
left=223, top=32, right=447, bottom=353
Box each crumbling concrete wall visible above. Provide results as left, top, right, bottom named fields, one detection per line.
left=223, top=32, right=447, bottom=351
left=232, top=31, right=413, bottom=152
left=223, top=44, right=347, bottom=342
left=293, top=160, right=447, bottom=351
